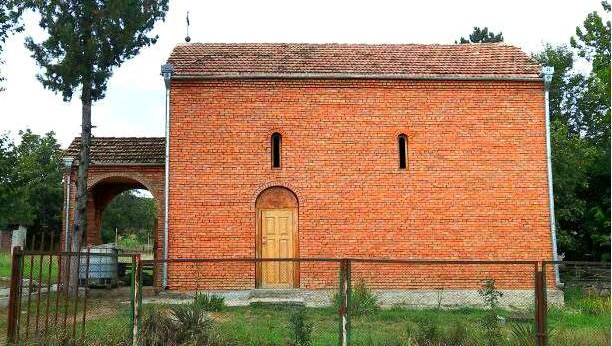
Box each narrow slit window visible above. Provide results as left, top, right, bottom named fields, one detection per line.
left=398, top=134, right=407, bottom=169
left=272, top=132, right=281, bottom=168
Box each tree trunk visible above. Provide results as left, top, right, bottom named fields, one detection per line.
left=68, top=85, right=92, bottom=294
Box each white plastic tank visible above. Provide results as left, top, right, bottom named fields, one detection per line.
left=79, top=243, right=118, bottom=288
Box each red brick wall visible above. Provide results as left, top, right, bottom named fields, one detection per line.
left=167, top=78, right=554, bottom=290
left=62, top=165, right=164, bottom=255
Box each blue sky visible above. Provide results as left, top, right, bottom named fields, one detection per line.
left=0, top=0, right=607, bottom=148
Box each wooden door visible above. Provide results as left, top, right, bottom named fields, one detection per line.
left=260, top=209, right=296, bottom=288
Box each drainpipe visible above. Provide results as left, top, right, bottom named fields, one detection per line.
left=63, top=156, right=74, bottom=251
left=542, top=66, right=560, bottom=285
left=161, top=63, right=174, bottom=288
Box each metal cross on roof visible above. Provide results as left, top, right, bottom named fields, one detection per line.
left=185, top=11, right=191, bottom=43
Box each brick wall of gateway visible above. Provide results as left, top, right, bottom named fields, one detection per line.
left=166, top=78, right=555, bottom=290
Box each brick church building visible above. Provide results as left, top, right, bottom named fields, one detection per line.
left=64, top=43, right=557, bottom=300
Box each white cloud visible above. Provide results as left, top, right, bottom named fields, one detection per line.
left=0, top=0, right=607, bottom=147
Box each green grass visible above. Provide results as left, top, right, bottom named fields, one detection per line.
left=0, top=252, right=60, bottom=284
left=209, top=303, right=609, bottom=346
left=1, top=286, right=609, bottom=345
left=2, top=301, right=609, bottom=345
left=0, top=252, right=12, bottom=278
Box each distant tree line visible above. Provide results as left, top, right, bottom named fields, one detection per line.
left=0, top=130, right=156, bottom=248
left=101, top=191, right=157, bottom=245
left=0, top=130, right=63, bottom=243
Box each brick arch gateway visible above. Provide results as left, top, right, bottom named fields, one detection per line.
left=63, top=138, right=165, bottom=261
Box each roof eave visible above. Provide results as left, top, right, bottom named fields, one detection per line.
left=171, top=73, right=543, bottom=82
left=68, top=161, right=164, bottom=167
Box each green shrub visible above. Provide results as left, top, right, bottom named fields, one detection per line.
left=140, top=306, right=178, bottom=346
left=194, top=292, right=226, bottom=312
left=508, top=323, right=536, bottom=346
left=288, top=307, right=313, bottom=346
left=333, top=279, right=380, bottom=317
left=478, top=279, right=504, bottom=346
left=139, top=294, right=230, bottom=345
left=171, top=301, right=212, bottom=338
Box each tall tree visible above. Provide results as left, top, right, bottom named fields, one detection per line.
left=457, top=27, right=503, bottom=44
left=570, top=0, right=611, bottom=142
left=21, top=0, right=168, bottom=253
left=534, top=1, right=611, bottom=261
left=570, top=0, right=611, bottom=261
left=14, top=130, right=63, bottom=239
left=0, top=2, right=22, bottom=90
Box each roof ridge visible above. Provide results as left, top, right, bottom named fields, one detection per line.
left=175, top=42, right=517, bottom=47
left=167, top=43, right=541, bottom=79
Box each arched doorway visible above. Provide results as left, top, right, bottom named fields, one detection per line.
left=255, top=186, right=299, bottom=288
left=82, top=175, right=162, bottom=286
left=87, top=176, right=160, bottom=248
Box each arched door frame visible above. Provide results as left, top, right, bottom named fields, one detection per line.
left=255, top=186, right=299, bottom=288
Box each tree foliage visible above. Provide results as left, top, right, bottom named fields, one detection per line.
left=0, top=130, right=63, bottom=240
left=458, top=27, right=503, bottom=44
left=21, top=0, right=169, bottom=102
left=0, top=134, right=32, bottom=227
left=100, top=190, right=157, bottom=244
left=19, top=0, right=168, bottom=249
left=534, top=1, right=611, bottom=261
left=0, top=1, right=23, bottom=90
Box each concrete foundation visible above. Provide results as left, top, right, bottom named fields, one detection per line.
left=145, top=288, right=564, bottom=309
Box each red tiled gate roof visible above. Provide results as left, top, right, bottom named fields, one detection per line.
left=167, top=43, right=541, bottom=79
left=65, top=137, right=164, bottom=165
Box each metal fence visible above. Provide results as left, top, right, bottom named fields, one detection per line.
left=542, top=261, right=611, bottom=346
left=5, top=241, right=141, bottom=345
left=4, top=254, right=610, bottom=345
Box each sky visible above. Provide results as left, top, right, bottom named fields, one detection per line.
left=0, top=0, right=608, bottom=148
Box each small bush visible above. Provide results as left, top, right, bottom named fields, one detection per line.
left=508, top=323, right=536, bottom=346
left=478, top=279, right=504, bottom=346
left=333, top=279, right=379, bottom=317
left=194, top=292, right=226, bottom=312
left=141, top=306, right=178, bottom=346
left=171, top=301, right=212, bottom=338
left=140, top=294, right=230, bottom=345
left=288, top=307, right=313, bottom=346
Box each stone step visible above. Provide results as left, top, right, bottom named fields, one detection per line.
left=248, top=289, right=305, bottom=306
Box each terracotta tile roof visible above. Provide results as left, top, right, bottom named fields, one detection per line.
left=167, top=43, right=541, bottom=79
left=65, top=137, right=164, bottom=165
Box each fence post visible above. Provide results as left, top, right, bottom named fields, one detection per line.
left=338, top=260, right=351, bottom=346
left=345, top=260, right=351, bottom=345
left=7, top=246, right=24, bottom=343
left=131, top=254, right=142, bottom=346
left=535, top=263, right=548, bottom=346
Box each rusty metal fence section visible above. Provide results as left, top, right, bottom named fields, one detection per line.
left=5, top=234, right=139, bottom=345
